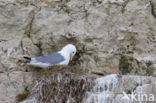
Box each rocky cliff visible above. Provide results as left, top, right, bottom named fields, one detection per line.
left=0, top=0, right=156, bottom=103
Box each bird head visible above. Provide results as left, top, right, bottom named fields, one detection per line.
left=61, top=44, right=76, bottom=61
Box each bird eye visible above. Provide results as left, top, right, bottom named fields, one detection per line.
left=72, top=52, right=74, bottom=54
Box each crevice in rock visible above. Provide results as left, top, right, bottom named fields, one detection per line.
left=121, top=0, right=129, bottom=13
left=0, top=39, right=7, bottom=42
left=23, top=3, right=41, bottom=43
left=70, top=43, right=86, bottom=66
left=150, top=1, right=156, bottom=19
left=97, top=0, right=103, bottom=4
left=22, top=5, right=42, bottom=55
left=20, top=41, right=25, bottom=55
left=0, top=60, right=8, bottom=72
left=24, top=11, right=35, bottom=44
left=35, top=40, right=43, bottom=56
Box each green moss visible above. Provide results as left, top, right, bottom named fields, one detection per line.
left=146, top=66, right=154, bottom=76
left=146, top=61, right=153, bottom=67
left=52, top=81, right=57, bottom=86
left=119, top=55, right=134, bottom=74
left=145, top=61, right=154, bottom=76
left=97, top=0, right=102, bottom=4
left=16, top=91, right=30, bottom=102
left=133, top=83, right=139, bottom=91
left=126, top=90, right=132, bottom=94
left=84, top=38, right=93, bottom=42
left=91, top=71, right=104, bottom=76
left=126, top=83, right=139, bottom=94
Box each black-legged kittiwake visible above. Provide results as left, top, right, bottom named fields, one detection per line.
left=24, top=44, right=76, bottom=68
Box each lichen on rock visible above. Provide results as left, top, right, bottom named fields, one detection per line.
left=119, top=55, right=138, bottom=74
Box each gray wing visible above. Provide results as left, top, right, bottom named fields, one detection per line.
left=34, top=52, right=65, bottom=64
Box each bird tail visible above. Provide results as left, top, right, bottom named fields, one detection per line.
left=23, top=56, right=31, bottom=63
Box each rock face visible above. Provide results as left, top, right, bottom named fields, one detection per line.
left=0, top=71, right=35, bottom=103
left=0, top=0, right=156, bottom=103
left=84, top=74, right=156, bottom=103
left=21, top=73, right=156, bottom=103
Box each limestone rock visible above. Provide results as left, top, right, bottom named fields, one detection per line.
left=0, top=0, right=156, bottom=102
left=0, top=0, right=156, bottom=74
left=0, top=71, right=35, bottom=103
left=84, top=74, right=156, bottom=103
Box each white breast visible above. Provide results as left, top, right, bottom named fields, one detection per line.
left=58, top=51, right=70, bottom=65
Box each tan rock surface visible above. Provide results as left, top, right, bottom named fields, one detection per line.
left=0, top=0, right=156, bottom=103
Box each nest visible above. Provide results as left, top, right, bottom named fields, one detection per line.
left=21, top=66, right=93, bottom=103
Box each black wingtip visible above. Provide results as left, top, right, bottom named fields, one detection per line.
left=23, top=56, right=31, bottom=63
left=23, top=56, right=31, bottom=60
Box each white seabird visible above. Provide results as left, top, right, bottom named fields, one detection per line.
left=24, top=44, right=76, bottom=68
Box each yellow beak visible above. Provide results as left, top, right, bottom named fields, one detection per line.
left=70, top=54, right=73, bottom=61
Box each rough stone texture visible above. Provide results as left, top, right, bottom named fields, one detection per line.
left=0, top=71, right=35, bottom=103
left=84, top=74, right=156, bottom=103
left=0, top=0, right=156, bottom=103
left=20, top=71, right=156, bottom=103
